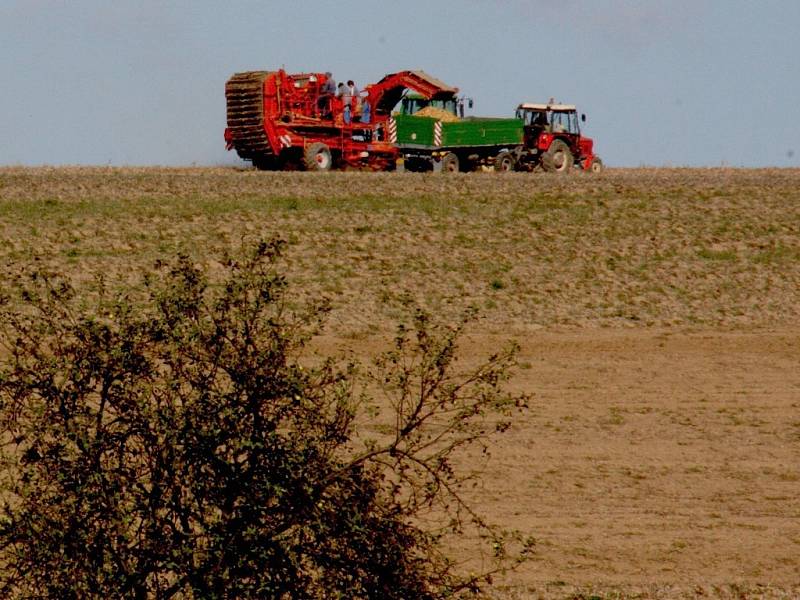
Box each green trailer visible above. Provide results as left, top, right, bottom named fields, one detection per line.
left=388, top=96, right=524, bottom=172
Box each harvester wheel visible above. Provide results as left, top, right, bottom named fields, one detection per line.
left=304, top=143, right=333, bottom=171
left=441, top=152, right=459, bottom=173
left=542, top=139, right=574, bottom=173
left=494, top=151, right=516, bottom=173
left=590, top=157, right=604, bottom=173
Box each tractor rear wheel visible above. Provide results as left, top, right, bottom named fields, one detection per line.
left=304, top=143, right=333, bottom=171
left=441, top=152, right=459, bottom=173
left=494, top=151, right=516, bottom=173
left=542, top=139, right=574, bottom=173
left=590, top=157, right=604, bottom=173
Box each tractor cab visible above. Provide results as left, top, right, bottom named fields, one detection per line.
left=400, top=93, right=473, bottom=118
left=516, top=103, right=583, bottom=141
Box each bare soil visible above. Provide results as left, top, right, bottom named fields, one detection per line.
left=1, top=167, right=798, bottom=598
left=489, top=328, right=798, bottom=597
left=313, top=327, right=800, bottom=598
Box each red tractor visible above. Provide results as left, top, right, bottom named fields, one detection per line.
left=510, top=102, right=603, bottom=173
left=224, top=69, right=459, bottom=171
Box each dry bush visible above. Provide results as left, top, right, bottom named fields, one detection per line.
left=0, top=238, right=530, bottom=599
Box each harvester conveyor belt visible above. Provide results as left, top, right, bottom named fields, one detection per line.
left=225, top=71, right=273, bottom=158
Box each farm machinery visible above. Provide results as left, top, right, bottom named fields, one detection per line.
left=510, top=103, right=603, bottom=173
left=224, top=69, right=458, bottom=171
left=391, top=100, right=602, bottom=173
left=390, top=95, right=524, bottom=172
left=224, top=68, right=602, bottom=173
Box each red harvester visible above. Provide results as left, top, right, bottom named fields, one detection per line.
left=224, top=70, right=458, bottom=171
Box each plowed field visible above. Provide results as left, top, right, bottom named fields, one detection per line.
left=1, top=167, right=799, bottom=598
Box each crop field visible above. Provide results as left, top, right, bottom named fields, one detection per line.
left=1, top=167, right=799, bottom=598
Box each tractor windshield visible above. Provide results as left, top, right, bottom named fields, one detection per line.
left=401, top=95, right=458, bottom=116
left=550, top=111, right=580, bottom=135
left=519, top=108, right=580, bottom=135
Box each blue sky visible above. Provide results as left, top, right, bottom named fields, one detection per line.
left=1, top=1, right=798, bottom=167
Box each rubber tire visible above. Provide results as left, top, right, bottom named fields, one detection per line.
left=304, top=142, right=333, bottom=171
left=441, top=152, right=459, bottom=173
left=494, top=151, right=516, bottom=173
left=590, top=157, right=604, bottom=174
left=542, top=139, right=574, bottom=173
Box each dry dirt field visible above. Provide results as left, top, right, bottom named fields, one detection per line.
left=1, top=167, right=799, bottom=598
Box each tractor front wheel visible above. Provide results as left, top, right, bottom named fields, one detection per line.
left=590, top=157, right=604, bottom=173
left=542, top=139, right=574, bottom=173
left=494, top=151, right=516, bottom=173
left=441, top=152, right=459, bottom=173
left=304, top=143, right=333, bottom=172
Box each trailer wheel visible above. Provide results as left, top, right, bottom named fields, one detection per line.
left=304, top=143, right=333, bottom=171
left=542, top=139, right=574, bottom=173
left=590, top=157, right=604, bottom=173
left=494, top=151, right=516, bottom=173
left=441, top=152, right=459, bottom=173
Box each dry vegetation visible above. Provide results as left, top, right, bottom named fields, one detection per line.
left=1, top=167, right=799, bottom=598
left=1, top=167, right=798, bottom=332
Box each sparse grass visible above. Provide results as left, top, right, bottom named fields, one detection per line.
left=2, top=167, right=800, bottom=599
left=697, top=248, right=738, bottom=261
left=2, top=167, right=800, bottom=333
